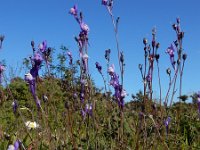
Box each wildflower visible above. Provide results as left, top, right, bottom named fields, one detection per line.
left=166, top=68, right=171, bottom=75
left=12, top=100, right=18, bottom=114
left=80, top=22, right=90, bottom=34
left=7, top=145, right=15, bottom=150
left=164, top=117, right=171, bottom=135
left=14, top=140, right=20, bottom=150
left=42, top=95, right=48, bottom=103
left=95, top=62, right=102, bottom=74
left=25, top=121, right=39, bottom=130
left=25, top=73, right=41, bottom=109
left=143, top=38, right=148, bottom=45
left=82, top=53, right=89, bottom=73
left=108, top=64, right=115, bottom=75
left=166, top=43, right=176, bottom=70
left=80, top=79, right=86, bottom=103
left=81, top=109, right=86, bottom=120
left=30, top=52, right=43, bottom=78
left=38, top=40, right=47, bottom=53
left=73, top=92, right=78, bottom=99
left=85, top=103, right=93, bottom=116
left=69, top=5, right=78, bottom=16
left=67, top=51, right=73, bottom=65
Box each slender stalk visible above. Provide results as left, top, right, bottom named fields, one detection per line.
left=156, top=61, right=162, bottom=107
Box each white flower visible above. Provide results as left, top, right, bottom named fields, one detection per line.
left=24, top=73, right=33, bottom=82
left=82, top=53, right=89, bottom=60
left=25, top=121, right=39, bottom=130
left=108, top=64, right=115, bottom=75
left=121, top=89, right=127, bottom=98
left=7, top=145, right=15, bottom=150
left=80, top=22, right=90, bottom=33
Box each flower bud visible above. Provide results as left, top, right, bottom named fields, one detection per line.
left=0, top=35, right=5, bottom=42
left=138, top=64, right=142, bottom=70
left=176, top=18, right=180, bottom=24
left=156, top=43, right=160, bottom=49
left=143, top=38, right=148, bottom=45
left=31, top=40, right=35, bottom=48
left=155, top=54, right=160, bottom=61
left=166, top=68, right=171, bottom=75
left=182, top=53, right=187, bottom=60
left=172, top=24, right=177, bottom=30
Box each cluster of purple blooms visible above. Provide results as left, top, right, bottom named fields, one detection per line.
left=166, top=18, right=186, bottom=70
left=24, top=40, right=52, bottom=109
left=70, top=5, right=93, bottom=119
left=81, top=103, right=93, bottom=120
left=108, top=65, right=126, bottom=108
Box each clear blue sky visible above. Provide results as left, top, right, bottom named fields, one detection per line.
left=0, top=0, right=200, bottom=102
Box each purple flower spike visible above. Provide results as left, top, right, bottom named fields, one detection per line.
left=166, top=43, right=176, bottom=70
left=85, top=103, right=93, bottom=116
left=25, top=73, right=41, bottom=109
left=95, top=62, right=102, bottom=74
left=31, top=52, right=43, bottom=78
left=164, top=117, right=171, bottom=135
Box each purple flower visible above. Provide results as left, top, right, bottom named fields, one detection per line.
left=81, top=109, right=86, bottom=120
left=102, top=0, right=108, bottom=5
left=39, top=40, right=47, bottom=53
left=82, top=54, right=89, bottom=73
left=95, top=62, right=102, bottom=74
left=30, top=52, right=43, bottom=78
left=67, top=51, right=73, bottom=65
left=166, top=43, right=176, bottom=70
left=14, top=140, right=20, bottom=150
left=80, top=22, right=90, bottom=34
left=80, top=79, right=86, bottom=103
left=73, top=92, right=78, bottom=99
left=108, top=65, right=126, bottom=108
left=164, top=117, right=171, bottom=135
left=85, top=103, right=93, bottom=116
left=69, top=5, right=78, bottom=16
left=12, top=100, right=18, bottom=114
left=24, top=73, right=40, bottom=109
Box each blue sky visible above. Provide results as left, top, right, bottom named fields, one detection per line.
left=0, top=0, right=200, bottom=102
